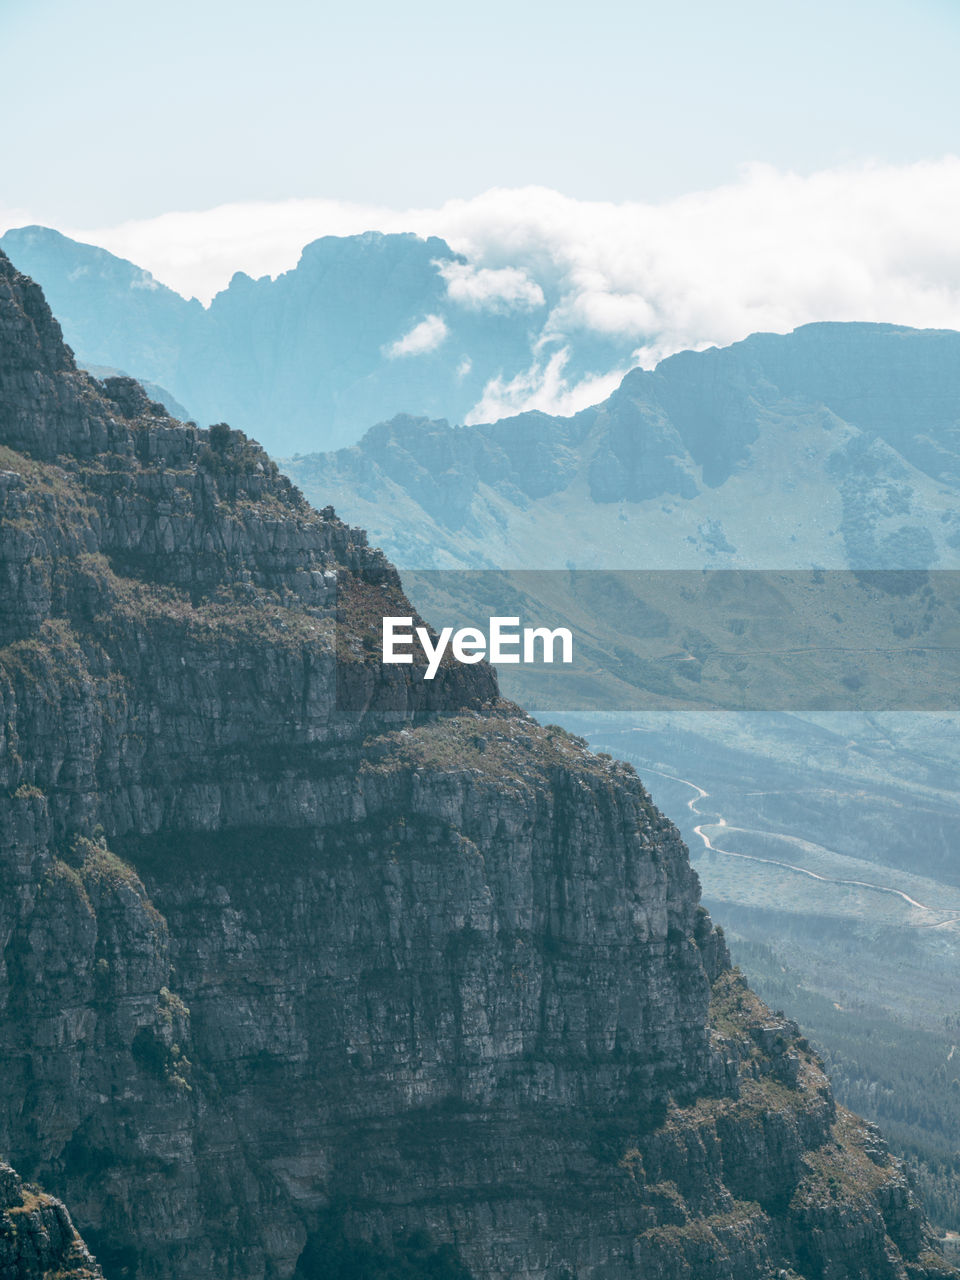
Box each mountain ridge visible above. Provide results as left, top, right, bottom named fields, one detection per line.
left=283, top=320, right=960, bottom=569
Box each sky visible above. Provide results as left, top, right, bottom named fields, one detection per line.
left=2, top=0, right=960, bottom=417
left=3, top=0, right=958, bottom=225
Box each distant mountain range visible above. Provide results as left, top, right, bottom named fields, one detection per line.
left=283, top=321, right=960, bottom=569
left=7, top=224, right=960, bottom=573
left=0, top=225, right=638, bottom=453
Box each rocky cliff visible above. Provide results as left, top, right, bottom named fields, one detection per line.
left=0, top=250, right=955, bottom=1279
left=0, top=1160, right=104, bottom=1279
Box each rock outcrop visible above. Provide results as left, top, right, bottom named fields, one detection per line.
left=0, top=1160, right=103, bottom=1279
left=0, top=249, right=955, bottom=1279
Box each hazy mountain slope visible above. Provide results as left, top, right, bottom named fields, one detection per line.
left=189, top=231, right=545, bottom=450
left=0, top=226, right=203, bottom=396
left=0, top=226, right=634, bottom=454
left=285, top=322, right=960, bottom=569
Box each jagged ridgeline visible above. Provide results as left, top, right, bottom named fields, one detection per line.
left=0, top=250, right=955, bottom=1280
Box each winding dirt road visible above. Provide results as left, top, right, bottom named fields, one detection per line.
left=640, top=764, right=960, bottom=924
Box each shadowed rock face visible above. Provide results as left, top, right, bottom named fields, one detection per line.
left=0, top=251, right=955, bottom=1280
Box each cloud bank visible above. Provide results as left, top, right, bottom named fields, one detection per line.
left=5, top=160, right=960, bottom=418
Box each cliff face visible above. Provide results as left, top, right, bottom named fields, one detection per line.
left=0, top=250, right=954, bottom=1280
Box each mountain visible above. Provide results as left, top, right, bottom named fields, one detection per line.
left=2, top=256, right=955, bottom=1278
left=283, top=321, right=960, bottom=569
left=0, top=226, right=635, bottom=455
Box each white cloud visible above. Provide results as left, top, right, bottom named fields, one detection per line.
left=428, top=165, right=960, bottom=360
left=437, top=259, right=544, bottom=312
left=385, top=314, right=448, bottom=358
left=10, top=158, right=960, bottom=374
left=465, top=347, right=629, bottom=424
left=544, top=278, right=657, bottom=338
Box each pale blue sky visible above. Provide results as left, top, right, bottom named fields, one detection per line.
left=2, top=0, right=958, bottom=225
